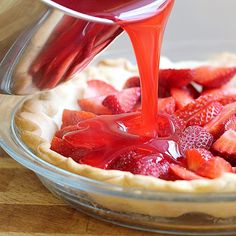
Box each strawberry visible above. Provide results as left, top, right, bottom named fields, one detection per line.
left=84, top=80, right=117, bottom=98
left=179, top=126, right=213, bottom=155
left=212, top=130, right=236, bottom=160
left=169, top=164, right=206, bottom=180
left=78, top=95, right=111, bottom=115
left=186, top=149, right=232, bottom=179
left=61, top=109, right=96, bottom=128
left=159, top=69, right=195, bottom=88
left=158, top=97, right=176, bottom=114
left=102, top=87, right=141, bottom=114
left=205, top=102, right=236, bottom=137
left=185, top=84, right=201, bottom=99
left=107, top=147, right=175, bottom=180
left=186, top=148, right=213, bottom=171
left=55, top=125, right=79, bottom=139
left=133, top=97, right=176, bottom=115
left=170, top=87, right=194, bottom=109
left=187, top=101, right=223, bottom=127
left=176, top=88, right=236, bottom=121
left=50, top=137, right=88, bottom=161
left=123, top=76, right=140, bottom=88
left=171, top=115, right=186, bottom=135
left=225, top=115, right=236, bottom=131
left=193, top=66, right=236, bottom=88
left=158, top=83, right=170, bottom=98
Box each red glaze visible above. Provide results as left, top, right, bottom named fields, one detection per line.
left=50, top=0, right=183, bottom=179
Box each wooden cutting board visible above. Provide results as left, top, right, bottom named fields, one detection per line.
left=0, top=147, right=166, bottom=236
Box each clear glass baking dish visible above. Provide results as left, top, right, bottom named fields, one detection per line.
left=1, top=40, right=236, bottom=235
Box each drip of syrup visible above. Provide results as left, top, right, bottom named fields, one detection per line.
left=50, top=0, right=179, bottom=171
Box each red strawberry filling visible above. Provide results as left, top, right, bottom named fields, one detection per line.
left=51, top=65, right=236, bottom=181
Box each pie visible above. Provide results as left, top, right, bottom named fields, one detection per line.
left=15, top=54, right=236, bottom=218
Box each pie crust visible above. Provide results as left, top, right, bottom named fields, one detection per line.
left=14, top=55, right=236, bottom=218
left=15, top=55, right=236, bottom=193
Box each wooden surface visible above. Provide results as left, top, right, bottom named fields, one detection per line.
left=0, top=148, right=164, bottom=236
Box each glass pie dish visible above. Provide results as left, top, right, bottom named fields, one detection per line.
left=1, top=39, right=236, bottom=235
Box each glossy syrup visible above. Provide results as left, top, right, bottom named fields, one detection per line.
left=51, top=0, right=180, bottom=170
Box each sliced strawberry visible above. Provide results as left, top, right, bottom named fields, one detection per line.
left=205, top=102, right=236, bottom=137
left=179, top=126, right=213, bottom=155
left=186, top=149, right=232, bottom=179
left=169, top=164, right=206, bottom=180
left=133, top=97, right=176, bottom=115
left=50, top=137, right=88, bottom=161
left=225, top=115, right=236, bottom=131
left=61, top=109, right=96, bottom=128
left=212, top=130, right=236, bottom=160
left=55, top=125, right=79, bottom=139
left=78, top=95, right=111, bottom=115
left=84, top=80, right=117, bottom=98
left=170, top=87, right=194, bottom=109
left=187, top=101, right=223, bottom=127
left=186, top=148, right=213, bottom=171
left=102, top=87, right=141, bottom=114
left=193, top=66, right=236, bottom=88
left=171, top=115, right=186, bottom=135
left=159, top=69, right=195, bottom=88
left=176, top=88, right=236, bottom=121
left=107, top=146, right=175, bottom=180
left=123, top=76, right=140, bottom=88
left=158, top=97, right=176, bottom=114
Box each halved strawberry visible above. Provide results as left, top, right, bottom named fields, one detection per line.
left=102, top=87, right=141, bottom=114
left=84, top=80, right=117, bottom=98
left=78, top=95, right=111, bottom=115
left=50, top=137, right=88, bottom=161
left=212, top=130, right=236, bottom=160
left=107, top=146, right=175, bottom=180
left=205, top=102, right=236, bottom=137
left=158, top=97, right=176, bottom=114
left=169, top=164, right=206, bottom=180
left=123, top=76, right=140, bottom=88
left=193, top=66, right=236, bottom=88
left=225, top=115, right=236, bottom=131
left=170, top=87, right=194, bottom=109
left=159, top=69, right=195, bottom=88
left=61, top=109, right=96, bottom=128
left=176, top=88, right=236, bottom=121
left=186, top=148, right=232, bottom=179
left=187, top=101, right=223, bottom=127
left=179, top=126, right=213, bottom=155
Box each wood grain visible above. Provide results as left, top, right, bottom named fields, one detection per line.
left=0, top=149, right=163, bottom=236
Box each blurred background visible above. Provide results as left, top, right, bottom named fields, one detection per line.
left=166, top=0, right=236, bottom=42
left=110, top=0, right=236, bottom=60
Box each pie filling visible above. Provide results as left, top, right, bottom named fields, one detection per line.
left=50, top=65, right=236, bottom=181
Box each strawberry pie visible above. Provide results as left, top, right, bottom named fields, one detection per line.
left=15, top=54, right=236, bottom=194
